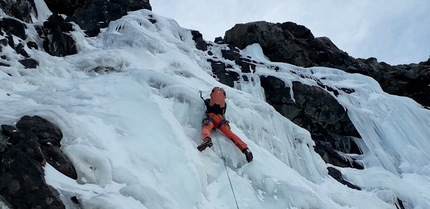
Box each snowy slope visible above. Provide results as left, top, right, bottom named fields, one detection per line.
left=1, top=9, right=430, bottom=209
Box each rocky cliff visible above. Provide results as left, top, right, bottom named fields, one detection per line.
left=222, top=21, right=430, bottom=108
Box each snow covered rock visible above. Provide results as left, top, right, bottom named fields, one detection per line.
left=65, top=0, right=152, bottom=37
left=223, top=21, right=430, bottom=107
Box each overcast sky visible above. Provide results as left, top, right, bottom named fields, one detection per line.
left=151, top=0, right=430, bottom=65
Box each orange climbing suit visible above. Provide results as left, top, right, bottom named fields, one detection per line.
left=201, top=113, right=248, bottom=151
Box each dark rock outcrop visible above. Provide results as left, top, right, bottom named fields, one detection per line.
left=370, top=59, right=430, bottom=108
left=18, top=58, right=39, bottom=68
left=0, top=0, right=153, bottom=61
left=0, top=17, right=40, bottom=68
left=0, top=149, right=64, bottom=209
left=0, top=0, right=36, bottom=23
left=259, top=75, right=363, bottom=167
left=224, top=21, right=320, bottom=67
left=288, top=81, right=359, bottom=138
left=327, top=167, right=361, bottom=190
left=65, top=0, right=152, bottom=37
left=0, top=18, right=27, bottom=40
left=191, top=30, right=208, bottom=51
left=203, top=44, right=264, bottom=87
left=207, top=59, right=240, bottom=87
left=224, top=21, right=430, bottom=108
left=0, top=115, right=78, bottom=209
left=43, top=0, right=86, bottom=17
left=38, top=13, right=78, bottom=57
left=221, top=47, right=257, bottom=73
left=1, top=0, right=152, bottom=37
left=14, top=115, right=77, bottom=179
left=0, top=14, right=78, bottom=67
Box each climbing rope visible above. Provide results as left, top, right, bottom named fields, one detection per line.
left=214, top=135, right=240, bottom=209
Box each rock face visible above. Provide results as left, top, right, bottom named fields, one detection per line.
left=224, top=21, right=430, bottom=108
left=38, top=13, right=78, bottom=57
left=0, top=115, right=77, bottom=209
left=0, top=8, right=78, bottom=61
left=0, top=0, right=152, bottom=62
left=223, top=21, right=358, bottom=72
left=0, top=0, right=36, bottom=23
left=65, top=0, right=152, bottom=37
left=0, top=17, right=39, bottom=68
left=260, top=76, right=363, bottom=170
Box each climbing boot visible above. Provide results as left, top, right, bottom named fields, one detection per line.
left=242, top=148, right=253, bottom=163
left=197, top=137, right=213, bottom=152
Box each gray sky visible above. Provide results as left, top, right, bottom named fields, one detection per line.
left=151, top=0, right=430, bottom=65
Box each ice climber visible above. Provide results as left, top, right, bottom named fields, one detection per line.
left=197, top=87, right=253, bottom=163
